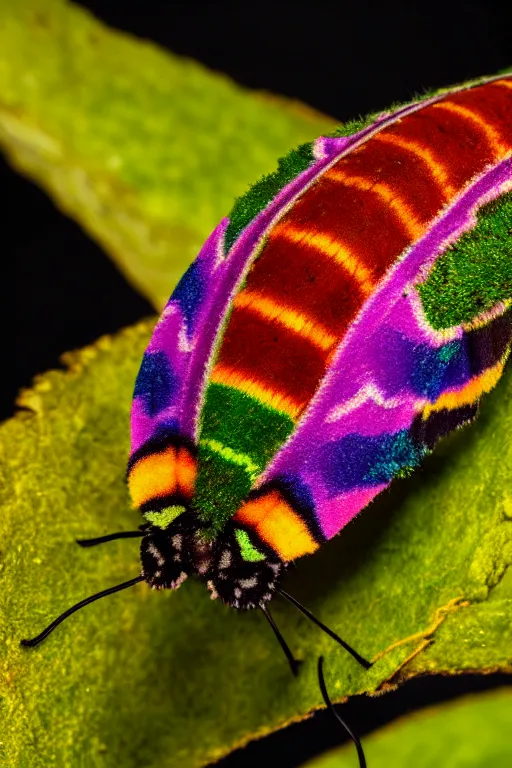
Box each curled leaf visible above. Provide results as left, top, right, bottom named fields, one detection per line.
left=304, top=688, right=512, bottom=767
left=0, top=0, right=334, bottom=309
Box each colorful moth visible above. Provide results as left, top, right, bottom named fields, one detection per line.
left=23, top=74, right=512, bottom=680
left=128, top=73, right=512, bottom=614
left=21, top=70, right=512, bottom=768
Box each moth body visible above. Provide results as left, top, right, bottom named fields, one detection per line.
left=129, top=74, right=512, bottom=609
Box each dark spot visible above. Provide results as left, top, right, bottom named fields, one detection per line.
left=33, top=12, right=50, bottom=28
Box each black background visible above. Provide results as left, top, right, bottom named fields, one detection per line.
left=6, top=1, right=512, bottom=765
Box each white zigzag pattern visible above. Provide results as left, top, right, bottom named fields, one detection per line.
left=325, top=382, right=413, bottom=424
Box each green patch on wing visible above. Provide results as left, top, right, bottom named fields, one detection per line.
left=193, top=443, right=254, bottom=533
left=304, top=688, right=512, bottom=768
left=418, top=190, right=512, bottom=329
left=199, top=383, right=294, bottom=467
left=223, top=141, right=315, bottom=253
left=2, top=320, right=512, bottom=768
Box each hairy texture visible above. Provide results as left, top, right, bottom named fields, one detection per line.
left=224, top=142, right=315, bottom=253
left=419, top=191, right=512, bottom=328
left=130, top=75, right=512, bottom=560
left=177, top=76, right=512, bottom=555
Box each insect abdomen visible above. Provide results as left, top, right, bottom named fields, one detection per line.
left=194, top=77, right=512, bottom=544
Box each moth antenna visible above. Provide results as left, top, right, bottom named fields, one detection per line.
left=318, top=656, right=367, bottom=768
left=76, top=530, right=145, bottom=547
left=260, top=602, right=301, bottom=677
left=276, top=588, right=372, bottom=670
left=20, top=575, right=144, bottom=648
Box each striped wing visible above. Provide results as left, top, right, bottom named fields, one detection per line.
left=128, top=220, right=230, bottom=510
left=127, top=117, right=375, bottom=512
left=130, top=221, right=227, bottom=453
left=195, top=76, right=512, bottom=558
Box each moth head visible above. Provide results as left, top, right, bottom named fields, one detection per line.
left=140, top=507, right=213, bottom=590
left=140, top=508, right=283, bottom=607
left=206, top=524, right=284, bottom=610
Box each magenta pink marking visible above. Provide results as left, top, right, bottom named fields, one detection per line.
left=317, top=485, right=388, bottom=539
left=261, top=156, right=512, bottom=488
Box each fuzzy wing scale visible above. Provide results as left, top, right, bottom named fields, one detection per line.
left=256, top=158, right=512, bottom=552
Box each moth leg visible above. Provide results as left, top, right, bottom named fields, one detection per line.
left=318, top=656, right=367, bottom=768
left=260, top=602, right=301, bottom=677
left=21, top=575, right=144, bottom=648
left=277, top=587, right=372, bottom=670
left=76, top=528, right=146, bottom=547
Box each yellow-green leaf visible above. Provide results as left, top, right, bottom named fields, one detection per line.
left=304, top=688, right=512, bottom=767
left=1, top=320, right=511, bottom=767
left=0, top=0, right=334, bottom=309
left=2, top=4, right=512, bottom=764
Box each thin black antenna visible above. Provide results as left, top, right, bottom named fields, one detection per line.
left=76, top=530, right=144, bottom=547
left=276, top=587, right=372, bottom=670
left=20, top=575, right=144, bottom=648
left=260, top=602, right=301, bottom=676
left=318, top=656, right=367, bottom=768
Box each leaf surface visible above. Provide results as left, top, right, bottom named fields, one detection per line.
left=0, top=0, right=334, bottom=309
left=304, top=688, right=512, bottom=767
left=1, top=321, right=511, bottom=767
left=1, top=3, right=512, bottom=765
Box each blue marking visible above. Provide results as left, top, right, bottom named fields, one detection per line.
left=275, top=472, right=315, bottom=515
left=152, top=419, right=181, bottom=440
left=171, top=260, right=205, bottom=337
left=320, top=431, right=425, bottom=494
left=375, top=330, right=471, bottom=401
left=134, top=351, right=178, bottom=417
left=410, top=339, right=469, bottom=400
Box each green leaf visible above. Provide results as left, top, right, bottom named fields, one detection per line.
left=0, top=0, right=334, bottom=309
left=304, top=688, right=512, bottom=767
left=1, top=320, right=511, bottom=767
left=2, top=4, right=512, bottom=764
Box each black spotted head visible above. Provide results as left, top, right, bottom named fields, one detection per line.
left=206, top=525, right=284, bottom=609
left=140, top=508, right=284, bottom=609
left=140, top=508, right=216, bottom=590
